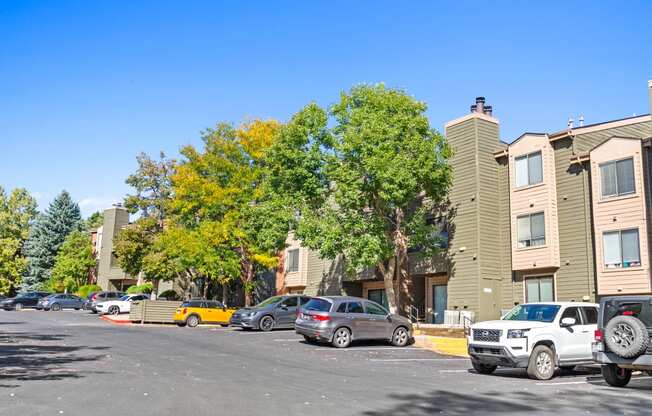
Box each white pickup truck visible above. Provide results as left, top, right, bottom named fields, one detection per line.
left=467, top=302, right=599, bottom=380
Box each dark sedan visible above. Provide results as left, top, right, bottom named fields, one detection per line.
left=1, top=291, right=51, bottom=310
left=230, top=295, right=312, bottom=331
left=36, top=294, right=84, bottom=311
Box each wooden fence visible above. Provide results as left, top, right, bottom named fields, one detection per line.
left=129, top=300, right=182, bottom=324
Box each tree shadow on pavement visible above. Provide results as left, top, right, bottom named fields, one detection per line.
left=361, top=384, right=652, bottom=415
left=0, top=331, right=110, bottom=385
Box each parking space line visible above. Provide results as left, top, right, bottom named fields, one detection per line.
left=313, top=347, right=423, bottom=351
left=537, top=375, right=652, bottom=386
left=370, top=358, right=468, bottom=362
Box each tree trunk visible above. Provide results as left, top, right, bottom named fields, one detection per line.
left=378, top=259, right=398, bottom=314
left=203, top=278, right=210, bottom=299
left=243, top=261, right=254, bottom=306
left=222, top=282, right=229, bottom=306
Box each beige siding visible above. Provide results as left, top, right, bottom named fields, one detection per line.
left=590, top=137, right=651, bottom=294
left=508, top=134, right=560, bottom=271
left=280, top=234, right=308, bottom=289
left=553, top=121, right=652, bottom=302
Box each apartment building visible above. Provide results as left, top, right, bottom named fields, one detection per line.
left=276, top=80, right=652, bottom=323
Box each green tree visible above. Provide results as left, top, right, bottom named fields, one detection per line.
left=0, top=187, right=38, bottom=294
left=48, top=230, right=96, bottom=292
left=124, top=151, right=175, bottom=221
left=171, top=120, right=290, bottom=305
left=85, top=211, right=104, bottom=230
left=23, top=190, right=82, bottom=290
left=268, top=85, right=452, bottom=313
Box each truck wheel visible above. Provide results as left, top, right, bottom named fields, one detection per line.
left=527, top=345, right=556, bottom=380
left=602, top=364, right=632, bottom=387
left=471, top=359, right=497, bottom=374
left=605, top=316, right=649, bottom=359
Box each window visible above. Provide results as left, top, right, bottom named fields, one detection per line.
left=582, top=307, right=598, bottom=325
left=525, top=277, right=554, bottom=302
left=280, top=297, right=298, bottom=308
left=601, top=158, right=635, bottom=198
left=515, top=151, right=543, bottom=187
left=503, top=304, right=560, bottom=322
left=603, top=229, right=641, bottom=268
left=560, top=307, right=582, bottom=325
left=303, top=298, right=332, bottom=312
left=347, top=302, right=364, bottom=314
left=286, top=249, right=299, bottom=272
left=336, top=303, right=347, bottom=313
left=367, top=289, right=388, bottom=309
left=365, top=302, right=388, bottom=316
left=299, top=296, right=311, bottom=306
left=517, top=212, right=545, bottom=248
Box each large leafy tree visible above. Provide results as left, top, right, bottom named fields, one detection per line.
left=124, top=151, right=175, bottom=221
left=0, top=187, right=38, bottom=294
left=171, top=120, right=290, bottom=305
left=48, top=230, right=96, bottom=292
left=23, top=191, right=82, bottom=290
left=268, top=85, right=452, bottom=314
left=85, top=211, right=104, bottom=230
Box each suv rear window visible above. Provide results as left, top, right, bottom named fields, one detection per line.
left=303, top=298, right=332, bottom=312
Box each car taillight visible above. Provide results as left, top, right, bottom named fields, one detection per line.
left=595, top=329, right=603, bottom=342
left=623, top=310, right=635, bottom=316
left=182, top=308, right=187, bottom=314
left=91, top=294, right=97, bottom=300
left=313, top=315, right=330, bottom=322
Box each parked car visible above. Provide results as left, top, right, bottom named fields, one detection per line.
left=82, top=292, right=97, bottom=310
left=96, top=294, right=149, bottom=315
left=295, top=296, right=413, bottom=348
left=229, top=295, right=312, bottom=331
left=467, top=302, right=599, bottom=380
left=36, top=294, right=84, bottom=311
left=87, top=291, right=126, bottom=313
left=174, top=299, right=237, bottom=327
left=0, top=291, right=50, bottom=310
left=593, top=295, right=652, bottom=387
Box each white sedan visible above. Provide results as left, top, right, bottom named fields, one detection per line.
left=96, top=294, right=149, bottom=315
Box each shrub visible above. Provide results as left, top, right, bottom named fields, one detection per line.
left=76, top=284, right=102, bottom=299
left=158, top=289, right=181, bottom=301
left=127, top=282, right=153, bottom=294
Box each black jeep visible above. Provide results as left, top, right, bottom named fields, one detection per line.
left=593, top=296, right=652, bottom=387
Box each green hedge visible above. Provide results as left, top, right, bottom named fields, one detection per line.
left=127, top=282, right=153, bottom=294
left=75, top=284, right=102, bottom=298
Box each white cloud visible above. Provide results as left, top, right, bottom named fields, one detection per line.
left=78, top=197, right=121, bottom=217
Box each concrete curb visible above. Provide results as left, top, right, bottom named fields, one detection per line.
left=100, top=315, right=133, bottom=325
left=414, top=335, right=469, bottom=357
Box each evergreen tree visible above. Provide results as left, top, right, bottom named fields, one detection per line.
left=22, top=191, right=82, bottom=290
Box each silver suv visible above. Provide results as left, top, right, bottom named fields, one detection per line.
left=295, top=296, right=413, bottom=348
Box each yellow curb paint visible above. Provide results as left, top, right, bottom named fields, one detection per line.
left=414, top=335, right=469, bottom=358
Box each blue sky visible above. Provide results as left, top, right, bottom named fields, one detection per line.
left=1, top=1, right=651, bottom=216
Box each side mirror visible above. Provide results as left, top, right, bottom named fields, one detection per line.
left=386, top=315, right=392, bottom=322
left=560, top=317, right=576, bottom=327
left=280, top=304, right=288, bottom=310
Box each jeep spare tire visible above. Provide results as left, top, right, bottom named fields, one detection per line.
left=605, top=315, right=649, bottom=358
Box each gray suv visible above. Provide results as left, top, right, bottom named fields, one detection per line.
left=295, top=296, right=413, bottom=348
left=230, top=295, right=311, bottom=331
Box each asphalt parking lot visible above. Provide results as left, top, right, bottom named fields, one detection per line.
left=2, top=310, right=652, bottom=415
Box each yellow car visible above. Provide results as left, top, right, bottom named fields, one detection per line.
left=174, top=299, right=237, bottom=328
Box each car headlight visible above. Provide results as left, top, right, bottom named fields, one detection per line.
left=507, top=329, right=530, bottom=338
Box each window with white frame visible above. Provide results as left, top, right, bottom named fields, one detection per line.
left=525, top=276, right=554, bottom=302
left=286, top=248, right=300, bottom=272
left=600, top=158, right=635, bottom=198
left=515, top=151, right=543, bottom=188
left=603, top=229, right=641, bottom=269
left=517, top=212, right=545, bottom=248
